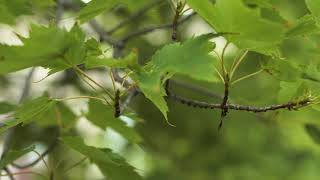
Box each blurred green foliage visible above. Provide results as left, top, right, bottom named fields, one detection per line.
left=0, top=0, right=320, bottom=180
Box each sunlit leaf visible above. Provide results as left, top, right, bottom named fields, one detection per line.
left=0, top=25, right=69, bottom=75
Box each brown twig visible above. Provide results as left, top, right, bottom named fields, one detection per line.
left=219, top=74, right=230, bottom=130
left=114, top=90, right=121, bottom=117
left=167, top=91, right=312, bottom=113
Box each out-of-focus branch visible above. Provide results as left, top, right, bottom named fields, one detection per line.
left=3, top=167, right=14, bottom=180
left=1, top=68, right=35, bottom=165
left=1, top=68, right=35, bottom=179
left=120, top=12, right=196, bottom=43
left=18, top=68, right=35, bottom=103
left=56, top=0, right=64, bottom=24
left=107, top=0, right=163, bottom=35
left=89, top=12, right=196, bottom=47
left=11, top=140, right=58, bottom=169
left=89, top=20, right=123, bottom=48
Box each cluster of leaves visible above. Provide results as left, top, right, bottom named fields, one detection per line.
left=1, top=0, right=320, bottom=179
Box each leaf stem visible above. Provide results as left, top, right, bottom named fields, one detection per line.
left=63, top=157, right=88, bottom=175
left=54, top=96, right=107, bottom=103
left=109, top=69, right=116, bottom=93
left=72, top=65, right=115, bottom=100
left=221, top=42, right=230, bottom=78
left=231, top=69, right=263, bottom=85
left=32, top=150, right=50, bottom=172
left=74, top=70, right=112, bottom=106
left=230, top=50, right=248, bottom=80
left=214, top=67, right=225, bottom=84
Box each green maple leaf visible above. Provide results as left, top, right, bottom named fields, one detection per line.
left=61, top=136, right=143, bottom=180
left=0, top=24, right=94, bottom=76
left=187, top=0, right=285, bottom=56
left=0, top=95, right=57, bottom=134
left=135, top=34, right=219, bottom=120
left=85, top=49, right=140, bottom=71
left=0, top=25, right=69, bottom=75
left=286, top=15, right=320, bottom=37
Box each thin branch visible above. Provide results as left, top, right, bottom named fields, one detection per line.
left=89, top=20, right=123, bottom=47
left=120, top=12, right=196, bottom=42
left=230, top=50, right=249, bottom=80
left=19, top=68, right=36, bottom=103
left=56, top=0, right=64, bottom=24
left=114, top=90, right=121, bottom=117
left=167, top=91, right=312, bottom=113
left=219, top=74, right=230, bottom=130
left=3, top=1, right=61, bottom=174
left=121, top=89, right=139, bottom=112
left=220, top=42, right=230, bottom=77
left=3, top=167, right=15, bottom=180
left=107, top=0, right=163, bottom=34
left=171, top=1, right=182, bottom=42
left=213, top=66, right=225, bottom=84
left=11, top=140, right=57, bottom=169
left=72, top=64, right=115, bottom=100
left=165, top=1, right=184, bottom=96
left=1, top=68, right=36, bottom=172
left=231, top=69, right=263, bottom=85
left=74, top=70, right=112, bottom=106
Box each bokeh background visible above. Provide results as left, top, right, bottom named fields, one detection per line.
left=1, top=0, right=320, bottom=179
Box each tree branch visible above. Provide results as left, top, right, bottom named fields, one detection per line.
left=1, top=68, right=36, bottom=168
left=89, top=20, right=123, bottom=48
left=219, top=74, right=229, bottom=130
left=3, top=167, right=15, bottom=180
left=107, top=0, right=163, bottom=35
left=120, top=12, right=196, bottom=43
left=167, top=91, right=312, bottom=113
left=11, top=140, right=57, bottom=169
left=18, top=68, right=35, bottom=103
left=86, top=3, right=314, bottom=120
